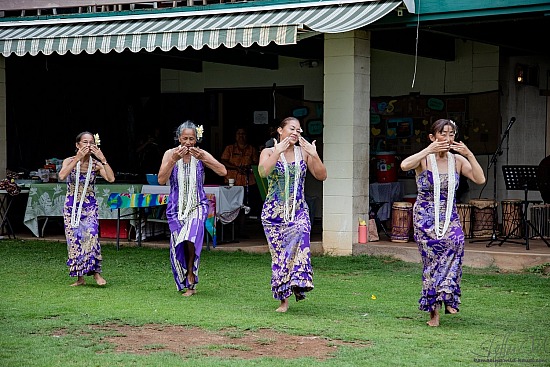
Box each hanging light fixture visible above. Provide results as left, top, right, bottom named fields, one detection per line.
left=299, top=60, right=321, bottom=68
left=515, top=63, right=539, bottom=86
left=515, top=64, right=525, bottom=84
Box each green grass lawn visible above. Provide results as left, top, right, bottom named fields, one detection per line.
left=1, top=239, right=549, bottom=366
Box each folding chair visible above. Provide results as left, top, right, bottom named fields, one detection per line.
left=369, top=196, right=390, bottom=238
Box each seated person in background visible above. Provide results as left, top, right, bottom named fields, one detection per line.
left=221, top=128, right=260, bottom=237
left=221, top=128, right=259, bottom=187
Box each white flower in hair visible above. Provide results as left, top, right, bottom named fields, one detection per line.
left=94, top=133, right=101, bottom=147
left=196, top=125, right=204, bottom=140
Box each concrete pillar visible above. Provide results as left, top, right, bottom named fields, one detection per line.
left=322, top=30, right=370, bottom=255
left=0, top=56, right=6, bottom=177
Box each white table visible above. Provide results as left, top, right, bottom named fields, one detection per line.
left=141, top=185, right=244, bottom=224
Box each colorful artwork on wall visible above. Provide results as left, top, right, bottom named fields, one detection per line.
left=370, top=91, right=499, bottom=156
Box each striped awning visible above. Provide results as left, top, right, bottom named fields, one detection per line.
left=0, top=0, right=402, bottom=57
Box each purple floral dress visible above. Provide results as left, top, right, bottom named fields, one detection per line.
left=414, top=169, right=464, bottom=312
left=166, top=160, right=208, bottom=292
left=63, top=162, right=102, bottom=277
left=261, top=149, right=313, bottom=301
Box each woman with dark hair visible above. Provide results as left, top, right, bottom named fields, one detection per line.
left=158, top=121, right=227, bottom=296
left=221, top=127, right=260, bottom=232
left=259, top=117, right=327, bottom=312
left=400, top=119, right=485, bottom=326
left=58, top=131, right=115, bottom=286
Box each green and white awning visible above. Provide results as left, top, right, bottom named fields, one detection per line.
left=0, top=0, right=403, bottom=57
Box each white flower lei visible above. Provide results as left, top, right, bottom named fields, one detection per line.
left=430, top=152, right=456, bottom=239
left=177, top=154, right=198, bottom=220
left=70, top=156, right=93, bottom=228
left=279, top=146, right=301, bottom=223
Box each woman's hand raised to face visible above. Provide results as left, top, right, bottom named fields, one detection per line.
left=76, top=146, right=90, bottom=161
left=189, top=147, right=205, bottom=160
left=299, top=137, right=319, bottom=158
left=171, top=146, right=188, bottom=162
left=90, top=145, right=106, bottom=163
left=450, top=141, right=473, bottom=158
left=428, top=140, right=452, bottom=154
left=274, top=137, right=291, bottom=154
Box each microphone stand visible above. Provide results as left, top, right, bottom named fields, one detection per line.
left=471, top=117, right=516, bottom=246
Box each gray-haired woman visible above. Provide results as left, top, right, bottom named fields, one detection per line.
left=158, top=121, right=227, bottom=296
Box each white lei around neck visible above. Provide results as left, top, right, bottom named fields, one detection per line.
left=279, top=146, right=301, bottom=223
left=429, top=152, right=456, bottom=239
left=177, top=154, right=198, bottom=221
left=70, top=156, right=93, bottom=228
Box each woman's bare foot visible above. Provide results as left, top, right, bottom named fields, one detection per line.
left=445, top=305, right=458, bottom=314
left=70, top=277, right=85, bottom=287
left=187, top=273, right=196, bottom=286
left=427, top=310, right=439, bottom=327
left=182, top=289, right=196, bottom=297
left=276, top=299, right=289, bottom=313
left=93, top=273, right=107, bottom=286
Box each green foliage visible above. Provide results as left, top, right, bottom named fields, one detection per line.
left=526, top=262, right=550, bottom=275
left=1, top=240, right=549, bottom=367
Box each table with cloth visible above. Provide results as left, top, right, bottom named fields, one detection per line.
left=141, top=184, right=244, bottom=242
left=369, top=182, right=404, bottom=221
left=23, top=183, right=143, bottom=237
left=107, top=191, right=217, bottom=249
left=141, top=185, right=244, bottom=223
left=141, top=185, right=218, bottom=245
left=204, top=185, right=244, bottom=242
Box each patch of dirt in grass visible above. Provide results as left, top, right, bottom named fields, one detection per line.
left=90, top=324, right=369, bottom=360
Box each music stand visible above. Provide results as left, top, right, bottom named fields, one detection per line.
left=489, top=165, right=550, bottom=250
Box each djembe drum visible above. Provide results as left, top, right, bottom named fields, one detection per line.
left=530, top=204, right=550, bottom=239
left=456, top=203, right=473, bottom=238
left=470, top=198, right=497, bottom=238
left=391, top=201, right=413, bottom=243
left=501, top=199, right=523, bottom=238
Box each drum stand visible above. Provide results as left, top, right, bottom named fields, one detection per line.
left=489, top=166, right=550, bottom=250
left=469, top=148, right=500, bottom=245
